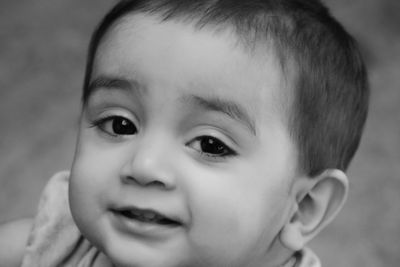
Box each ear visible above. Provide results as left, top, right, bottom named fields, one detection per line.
left=280, top=169, right=348, bottom=251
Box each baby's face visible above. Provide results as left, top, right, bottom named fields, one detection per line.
left=70, top=13, right=298, bottom=267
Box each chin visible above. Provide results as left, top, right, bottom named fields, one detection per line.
left=106, top=253, right=181, bottom=267
left=100, top=239, right=185, bottom=267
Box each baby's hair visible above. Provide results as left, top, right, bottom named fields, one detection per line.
left=82, top=0, right=369, bottom=177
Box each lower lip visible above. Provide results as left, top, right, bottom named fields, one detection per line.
left=110, top=210, right=182, bottom=240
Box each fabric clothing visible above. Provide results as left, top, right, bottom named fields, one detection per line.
left=21, top=171, right=321, bottom=267
left=21, top=171, right=112, bottom=267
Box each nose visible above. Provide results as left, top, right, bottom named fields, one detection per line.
left=119, top=135, right=177, bottom=190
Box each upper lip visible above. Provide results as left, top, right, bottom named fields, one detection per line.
left=111, top=205, right=184, bottom=226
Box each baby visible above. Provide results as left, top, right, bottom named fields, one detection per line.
left=0, top=0, right=369, bottom=266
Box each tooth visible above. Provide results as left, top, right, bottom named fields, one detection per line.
left=131, top=210, right=141, bottom=217
left=142, top=211, right=157, bottom=220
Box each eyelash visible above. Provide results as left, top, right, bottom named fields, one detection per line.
left=90, top=115, right=138, bottom=137
left=90, top=116, right=237, bottom=159
left=187, top=136, right=237, bottom=159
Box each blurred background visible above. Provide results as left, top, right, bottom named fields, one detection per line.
left=0, top=0, right=399, bottom=266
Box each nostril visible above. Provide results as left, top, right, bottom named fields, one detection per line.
left=121, top=175, right=139, bottom=185
left=119, top=154, right=176, bottom=189
left=122, top=175, right=167, bottom=188
left=147, top=180, right=166, bottom=188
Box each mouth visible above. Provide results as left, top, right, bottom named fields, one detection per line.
left=112, top=207, right=182, bottom=227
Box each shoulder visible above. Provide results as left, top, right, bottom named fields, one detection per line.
left=0, top=171, right=69, bottom=267
left=0, top=218, right=33, bottom=267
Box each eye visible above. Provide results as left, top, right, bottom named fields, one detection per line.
left=188, top=136, right=236, bottom=158
left=92, top=116, right=137, bottom=136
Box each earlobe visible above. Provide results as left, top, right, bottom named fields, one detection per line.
left=280, top=169, right=349, bottom=251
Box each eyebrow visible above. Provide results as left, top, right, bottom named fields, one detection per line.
left=182, top=95, right=257, bottom=135
left=87, top=75, right=143, bottom=96
left=87, top=77, right=256, bottom=135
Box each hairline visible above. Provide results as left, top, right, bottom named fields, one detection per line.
left=82, top=1, right=369, bottom=177
left=86, top=10, right=296, bottom=123
left=83, top=7, right=301, bottom=172
left=83, top=7, right=295, bottom=100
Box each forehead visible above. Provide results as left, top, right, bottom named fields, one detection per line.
left=92, top=13, right=292, bottom=129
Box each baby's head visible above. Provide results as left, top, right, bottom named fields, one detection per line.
left=69, top=0, right=369, bottom=266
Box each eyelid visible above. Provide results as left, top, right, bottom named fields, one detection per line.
left=88, top=108, right=139, bottom=137
left=185, top=127, right=240, bottom=158
left=196, top=136, right=237, bottom=156
left=187, top=136, right=237, bottom=163
left=188, top=126, right=239, bottom=149
left=90, top=107, right=138, bottom=125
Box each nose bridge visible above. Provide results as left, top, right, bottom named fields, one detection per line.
left=136, top=132, right=170, bottom=172
left=121, top=129, right=176, bottom=189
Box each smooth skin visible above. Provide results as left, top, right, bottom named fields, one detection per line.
left=0, top=13, right=348, bottom=267
left=69, top=14, right=348, bottom=267
left=71, top=13, right=298, bottom=267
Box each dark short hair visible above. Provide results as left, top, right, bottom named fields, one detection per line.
left=82, top=0, right=369, bottom=177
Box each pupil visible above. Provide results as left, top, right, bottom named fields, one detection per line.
left=201, top=137, right=225, bottom=155
left=112, top=117, right=136, bottom=134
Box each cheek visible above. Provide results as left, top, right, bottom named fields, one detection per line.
left=71, top=130, right=127, bottom=186
left=68, top=141, right=120, bottom=246
left=69, top=154, right=99, bottom=222
left=184, top=165, right=289, bottom=263
left=68, top=134, right=121, bottom=222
